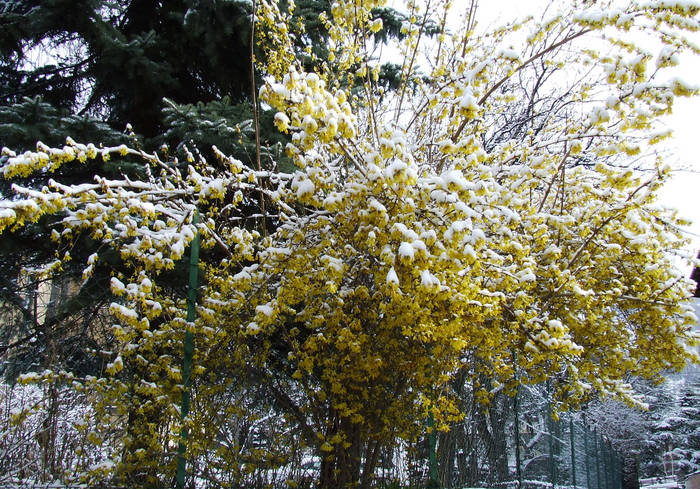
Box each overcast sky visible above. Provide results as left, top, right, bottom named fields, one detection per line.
left=383, top=0, right=700, bottom=267
left=478, top=0, right=700, bottom=266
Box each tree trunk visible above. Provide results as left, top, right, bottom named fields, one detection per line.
left=318, top=417, right=382, bottom=489
left=360, top=439, right=382, bottom=489
left=36, top=277, right=64, bottom=481
left=438, top=429, right=456, bottom=488
left=475, top=391, right=510, bottom=485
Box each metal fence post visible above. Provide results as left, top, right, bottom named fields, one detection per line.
left=428, top=410, right=438, bottom=487
left=548, top=399, right=557, bottom=488
left=594, top=428, right=601, bottom=489
left=570, top=415, right=577, bottom=488
left=583, top=414, right=591, bottom=489
left=176, top=211, right=200, bottom=489
left=513, top=371, right=522, bottom=487
left=608, top=445, right=615, bottom=489
left=610, top=440, right=616, bottom=489
left=548, top=406, right=553, bottom=487
left=583, top=413, right=592, bottom=489
left=602, top=436, right=610, bottom=489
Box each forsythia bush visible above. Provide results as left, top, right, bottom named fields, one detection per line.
left=1, top=0, right=699, bottom=487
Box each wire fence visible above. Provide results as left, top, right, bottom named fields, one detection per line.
left=0, top=377, right=624, bottom=489
left=513, top=412, right=623, bottom=489
left=412, top=387, right=624, bottom=489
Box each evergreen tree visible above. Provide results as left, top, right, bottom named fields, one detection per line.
left=639, top=374, right=700, bottom=479
left=0, top=0, right=411, bottom=382
left=0, top=0, right=253, bottom=138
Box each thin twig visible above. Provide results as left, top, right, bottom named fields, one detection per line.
left=250, top=0, right=268, bottom=237
left=452, top=28, right=592, bottom=142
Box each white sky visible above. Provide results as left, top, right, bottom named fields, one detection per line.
left=474, top=0, right=700, bottom=267
left=384, top=0, right=700, bottom=267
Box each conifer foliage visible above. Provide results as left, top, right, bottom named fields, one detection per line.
left=1, top=0, right=699, bottom=487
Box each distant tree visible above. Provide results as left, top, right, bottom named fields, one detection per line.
left=0, top=0, right=253, bottom=137
left=639, top=374, right=700, bottom=479
left=586, top=367, right=700, bottom=489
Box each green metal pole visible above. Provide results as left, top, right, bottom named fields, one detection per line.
left=609, top=440, right=615, bottom=489
left=594, top=428, right=601, bottom=489
left=176, top=211, right=200, bottom=489
left=547, top=385, right=556, bottom=489
left=609, top=442, right=616, bottom=489
left=583, top=414, right=591, bottom=489
left=607, top=443, right=614, bottom=489
left=618, top=454, right=623, bottom=489
left=512, top=352, right=522, bottom=488
left=428, top=410, right=438, bottom=487
left=570, top=415, right=577, bottom=489
left=514, top=384, right=522, bottom=487
left=609, top=441, right=614, bottom=489
left=549, top=403, right=555, bottom=488
left=619, top=454, right=624, bottom=489
left=602, top=436, right=610, bottom=489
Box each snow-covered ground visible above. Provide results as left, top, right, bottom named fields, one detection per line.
left=640, top=475, right=683, bottom=489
